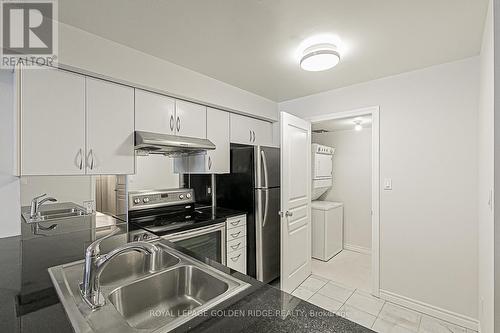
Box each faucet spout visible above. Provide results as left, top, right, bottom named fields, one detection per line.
left=80, top=234, right=161, bottom=309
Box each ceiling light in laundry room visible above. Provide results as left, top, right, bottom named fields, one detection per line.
left=354, top=118, right=363, bottom=131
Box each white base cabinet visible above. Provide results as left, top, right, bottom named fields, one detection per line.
left=226, top=215, right=247, bottom=273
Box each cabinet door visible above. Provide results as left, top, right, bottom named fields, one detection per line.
left=135, top=89, right=175, bottom=135
left=253, top=118, right=273, bottom=146
left=206, top=108, right=229, bottom=173
left=86, top=78, right=135, bottom=175
left=21, top=68, right=86, bottom=175
left=175, top=100, right=206, bottom=138
left=229, top=113, right=254, bottom=145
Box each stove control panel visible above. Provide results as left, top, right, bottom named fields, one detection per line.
left=128, top=188, right=195, bottom=211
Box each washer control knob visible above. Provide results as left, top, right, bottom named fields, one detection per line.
left=143, top=197, right=150, bottom=203
left=134, top=198, right=140, bottom=204
left=186, top=193, right=191, bottom=199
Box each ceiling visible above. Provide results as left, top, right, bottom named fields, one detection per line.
left=312, top=116, right=372, bottom=133
left=58, top=0, right=489, bottom=102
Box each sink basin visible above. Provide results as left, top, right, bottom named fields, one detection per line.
left=100, top=250, right=180, bottom=286
left=22, top=203, right=89, bottom=223
left=109, top=265, right=229, bottom=330
left=48, top=241, right=250, bottom=333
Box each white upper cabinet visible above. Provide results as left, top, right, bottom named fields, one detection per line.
left=206, top=108, right=230, bottom=173
left=86, top=78, right=135, bottom=175
left=174, top=107, right=230, bottom=174
left=230, top=113, right=273, bottom=146
left=21, top=68, right=86, bottom=175
left=175, top=100, right=206, bottom=138
left=135, top=89, right=175, bottom=135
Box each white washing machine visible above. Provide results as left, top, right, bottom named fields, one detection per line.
left=311, top=200, right=343, bottom=261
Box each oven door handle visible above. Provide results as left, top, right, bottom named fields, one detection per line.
left=161, top=222, right=226, bottom=242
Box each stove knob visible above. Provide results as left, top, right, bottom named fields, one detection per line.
left=179, top=194, right=184, bottom=199
left=186, top=193, right=191, bottom=199
left=143, top=197, right=150, bottom=203
left=134, top=198, right=140, bottom=204
left=142, top=234, right=149, bottom=240
left=133, top=235, right=139, bottom=241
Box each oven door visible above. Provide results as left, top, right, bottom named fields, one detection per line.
left=162, top=222, right=226, bottom=264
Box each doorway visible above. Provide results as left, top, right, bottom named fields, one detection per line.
left=307, top=106, right=380, bottom=296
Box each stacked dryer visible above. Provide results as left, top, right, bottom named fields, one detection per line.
left=311, top=143, right=335, bottom=199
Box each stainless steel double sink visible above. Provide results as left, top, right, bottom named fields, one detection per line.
left=49, top=241, right=250, bottom=333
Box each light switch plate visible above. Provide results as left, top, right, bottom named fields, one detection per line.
left=384, top=178, right=392, bottom=190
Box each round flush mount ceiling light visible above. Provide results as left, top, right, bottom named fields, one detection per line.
left=300, top=43, right=340, bottom=72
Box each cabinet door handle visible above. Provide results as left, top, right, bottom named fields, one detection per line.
left=230, top=220, right=241, bottom=226
left=230, top=231, right=241, bottom=238
left=208, top=156, right=212, bottom=170
left=176, top=116, right=180, bottom=132
left=252, top=130, right=256, bottom=142
left=249, top=129, right=252, bottom=142
left=230, top=254, right=241, bottom=262
left=77, top=149, right=83, bottom=170
left=88, top=149, right=95, bottom=170
left=230, top=243, right=241, bottom=251
left=170, top=115, right=174, bottom=131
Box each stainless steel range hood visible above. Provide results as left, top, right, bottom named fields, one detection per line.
left=135, top=131, right=215, bottom=156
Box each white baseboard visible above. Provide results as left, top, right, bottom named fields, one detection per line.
left=343, top=243, right=371, bottom=255
left=379, top=289, right=479, bottom=331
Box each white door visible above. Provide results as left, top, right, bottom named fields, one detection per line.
left=135, top=89, right=175, bottom=135
left=206, top=107, right=230, bottom=173
left=175, top=100, right=207, bottom=138
left=21, top=68, right=86, bottom=175
left=280, top=112, right=312, bottom=293
left=86, top=78, right=135, bottom=175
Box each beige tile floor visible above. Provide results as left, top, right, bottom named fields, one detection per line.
left=293, top=251, right=477, bottom=333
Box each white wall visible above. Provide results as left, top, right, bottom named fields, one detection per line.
left=19, top=176, right=93, bottom=207
left=313, top=129, right=372, bottom=251
left=280, top=58, right=479, bottom=321
left=58, top=22, right=278, bottom=121
left=128, top=155, right=180, bottom=191
left=477, top=0, right=494, bottom=331
left=0, top=70, right=20, bottom=238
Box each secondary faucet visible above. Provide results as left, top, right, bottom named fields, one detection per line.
left=79, top=229, right=161, bottom=309
left=30, top=193, right=57, bottom=218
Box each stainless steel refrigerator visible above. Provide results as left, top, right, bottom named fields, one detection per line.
left=216, top=144, right=280, bottom=283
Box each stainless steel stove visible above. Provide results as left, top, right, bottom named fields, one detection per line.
left=128, top=189, right=226, bottom=264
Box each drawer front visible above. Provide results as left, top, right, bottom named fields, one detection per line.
left=227, top=225, right=246, bottom=241
left=226, top=247, right=246, bottom=273
left=227, top=236, right=247, bottom=253
left=226, top=215, right=246, bottom=230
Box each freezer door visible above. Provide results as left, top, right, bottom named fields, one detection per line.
left=255, top=146, right=280, bottom=189
left=255, top=187, right=280, bottom=283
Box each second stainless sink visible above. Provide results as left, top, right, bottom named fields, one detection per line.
left=109, top=265, right=229, bottom=330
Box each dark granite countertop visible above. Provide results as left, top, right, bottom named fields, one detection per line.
left=0, top=212, right=373, bottom=333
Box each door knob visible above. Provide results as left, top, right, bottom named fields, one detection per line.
left=285, top=211, right=293, bottom=217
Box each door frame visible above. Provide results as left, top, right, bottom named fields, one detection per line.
left=308, top=106, right=381, bottom=297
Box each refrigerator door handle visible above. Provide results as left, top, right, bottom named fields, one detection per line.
left=260, top=150, right=269, bottom=189
left=262, top=188, right=269, bottom=227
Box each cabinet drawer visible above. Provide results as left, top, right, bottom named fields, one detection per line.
left=226, top=215, right=246, bottom=230
left=227, top=225, right=246, bottom=241
left=226, top=247, right=246, bottom=273
left=227, top=236, right=246, bottom=253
